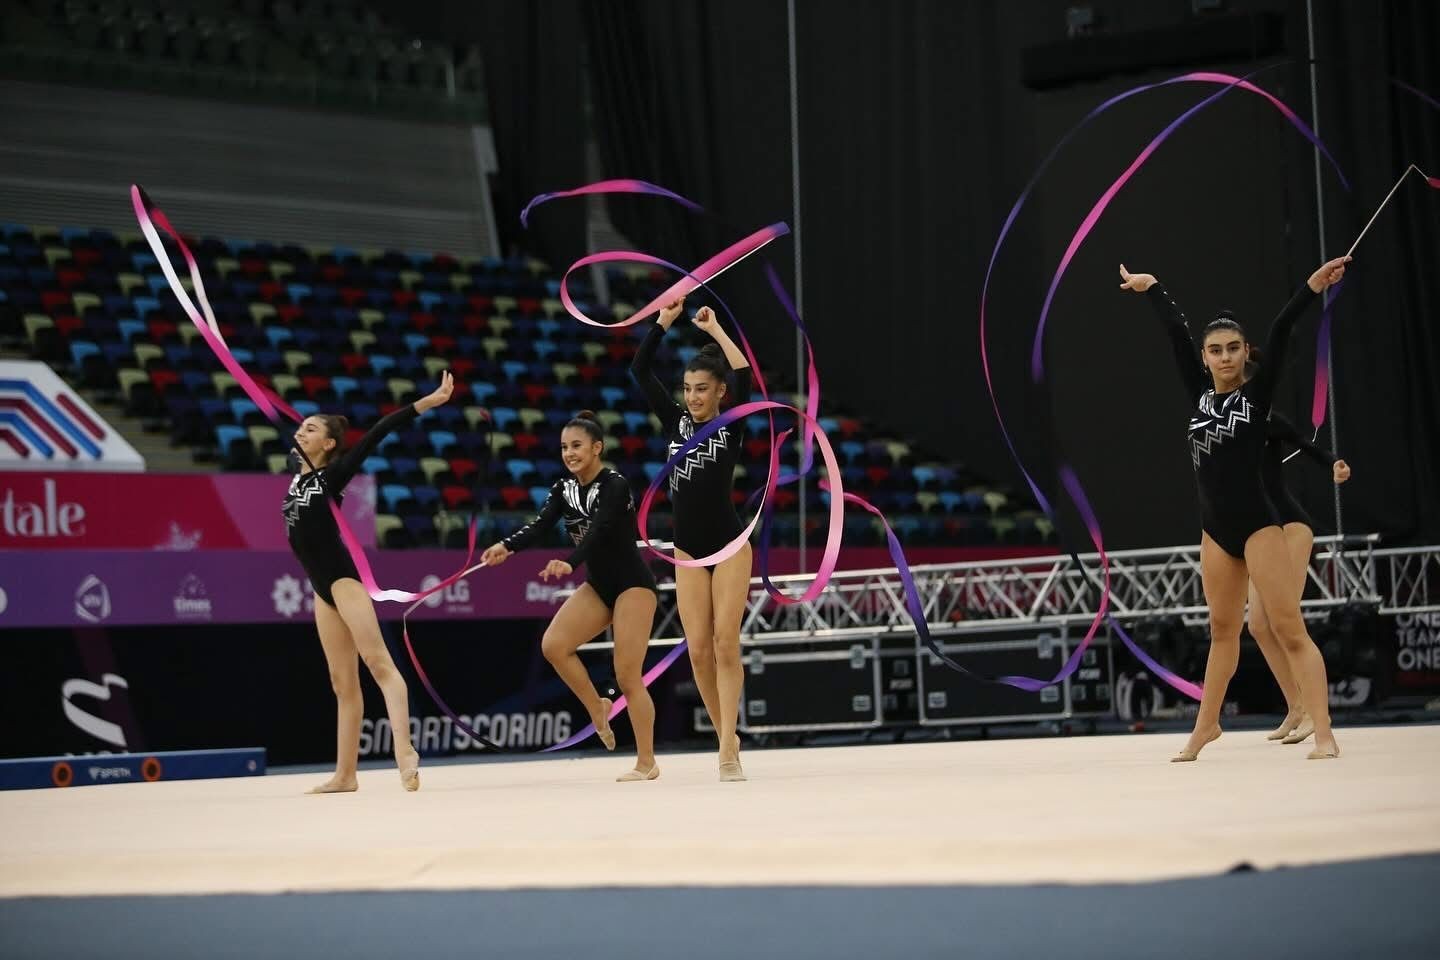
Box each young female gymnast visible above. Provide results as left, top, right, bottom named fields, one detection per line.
left=287, top=372, right=455, bottom=793
left=481, top=412, right=661, bottom=781
left=630, top=299, right=754, bottom=781
left=1118, top=257, right=1349, bottom=760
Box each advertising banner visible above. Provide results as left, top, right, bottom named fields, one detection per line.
left=0, top=471, right=375, bottom=550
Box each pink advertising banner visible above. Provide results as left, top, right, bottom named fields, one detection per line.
left=0, top=472, right=375, bottom=550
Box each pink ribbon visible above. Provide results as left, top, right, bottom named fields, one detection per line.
left=132, top=186, right=481, bottom=610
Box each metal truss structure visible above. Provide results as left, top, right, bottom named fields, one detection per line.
left=621, top=536, right=1440, bottom=647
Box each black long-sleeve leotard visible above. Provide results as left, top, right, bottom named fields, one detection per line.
left=1147, top=281, right=1318, bottom=557
left=630, top=322, right=753, bottom=560
left=283, top=404, right=418, bottom=606
left=501, top=467, right=656, bottom=608
left=1263, top=410, right=1335, bottom=529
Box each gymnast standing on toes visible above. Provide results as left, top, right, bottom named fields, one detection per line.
left=631, top=298, right=753, bottom=782
left=1252, top=411, right=1351, bottom=745
left=480, top=412, right=661, bottom=781
left=287, top=371, right=456, bottom=794
left=1118, top=257, right=1349, bottom=762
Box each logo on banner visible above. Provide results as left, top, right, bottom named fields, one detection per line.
left=173, top=574, right=213, bottom=620
left=74, top=574, right=111, bottom=622
left=156, top=521, right=203, bottom=551
left=0, top=586, right=7, bottom=616
left=62, top=673, right=129, bottom=748
left=419, top=574, right=474, bottom=613
left=0, top=478, right=87, bottom=539
left=272, top=574, right=313, bottom=618
left=1396, top=612, right=1440, bottom=673
left=526, top=580, right=577, bottom=605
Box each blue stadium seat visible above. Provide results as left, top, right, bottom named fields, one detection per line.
left=69, top=341, right=101, bottom=366
left=381, top=484, right=413, bottom=512
left=428, top=430, right=458, bottom=454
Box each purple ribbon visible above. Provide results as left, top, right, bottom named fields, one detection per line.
left=983, top=69, right=1350, bottom=700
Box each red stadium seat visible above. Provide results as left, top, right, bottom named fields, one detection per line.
left=449, top=458, right=479, bottom=482
left=392, top=289, right=417, bottom=309
left=339, top=287, right=368, bottom=307
left=441, top=485, right=474, bottom=509
left=149, top=369, right=182, bottom=394
left=511, top=432, right=542, bottom=456
left=500, top=485, right=531, bottom=509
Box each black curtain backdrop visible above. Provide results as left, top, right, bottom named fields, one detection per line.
left=581, top=0, right=799, bottom=378
left=1303, top=0, right=1440, bottom=544
left=451, top=0, right=1439, bottom=547
left=374, top=0, right=588, bottom=265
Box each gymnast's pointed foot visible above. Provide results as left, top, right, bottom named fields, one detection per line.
left=595, top=698, right=617, bottom=751
left=1171, top=724, right=1221, bottom=762
left=1307, top=732, right=1340, bottom=760
left=1281, top=715, right=1315, bottom=745
left=1266, top=709, right=1304, bottom=741
left=306, top=776, right=358, bottom=794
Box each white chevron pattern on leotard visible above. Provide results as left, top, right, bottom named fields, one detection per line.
left=283, top=474, right=328, bottom=529
left=667, top=432, right=731, bottom=487
left=1188, top=392, right=1255, bottom=468
left=560, top=475, right=607, bottom=543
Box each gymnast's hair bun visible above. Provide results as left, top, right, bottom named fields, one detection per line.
left=574, top=409, right=599, bottom=421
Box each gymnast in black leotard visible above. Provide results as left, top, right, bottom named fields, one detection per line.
left=285, top=371, right=456, bottom=795
left=1250, top=414, right=1352, bottom=745
left=630, top=298, right=754, bottom=781
left=1120, top=258, right=1348, bottom=761
left=481, top=412, right=661, bottom=781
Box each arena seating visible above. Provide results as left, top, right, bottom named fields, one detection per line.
left=0, top=220, right=1053, bottom=550
left=0, top=0, right=484, bottom=120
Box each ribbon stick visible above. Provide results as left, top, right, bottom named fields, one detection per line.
left=983, top=69, right=1349, bottom=700
left=1345, top=163, right=1440, bottom=257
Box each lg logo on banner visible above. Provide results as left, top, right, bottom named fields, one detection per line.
left=75, top=575, right=111, bottom=623
left=420, top=574, right=473, bottom=613
left=62, top=673, right=130, bottom=749
left=1, top=478, right=86, bottom=539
